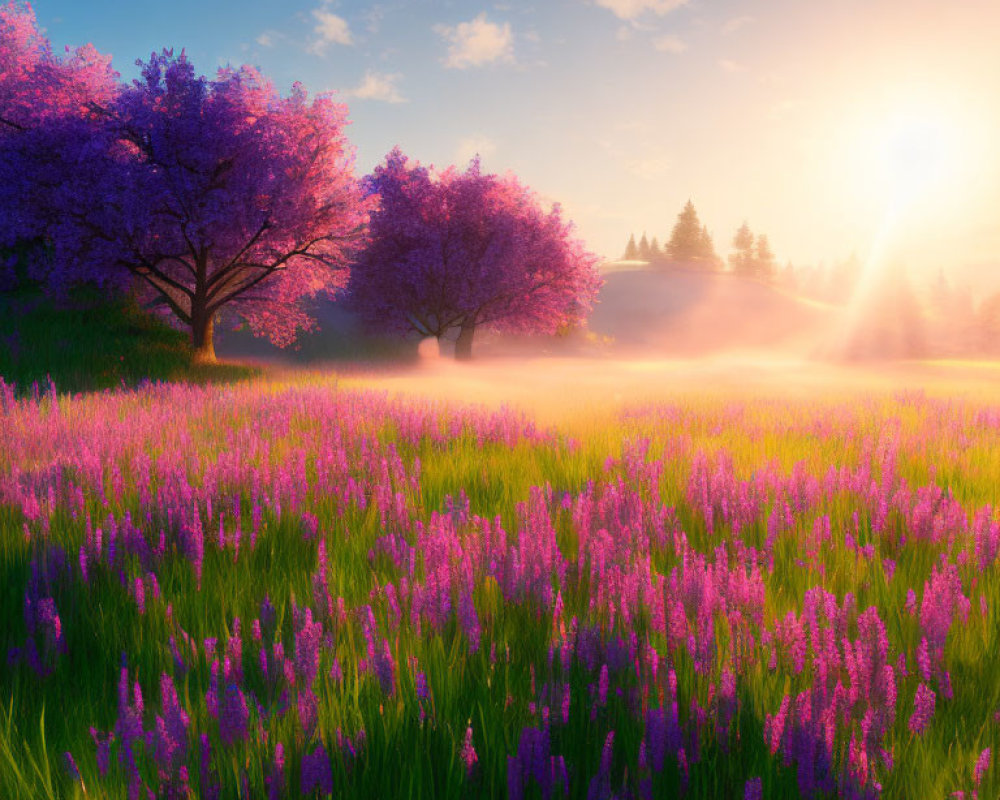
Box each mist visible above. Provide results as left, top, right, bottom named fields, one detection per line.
left=214, top=261, right=1000, bottom=423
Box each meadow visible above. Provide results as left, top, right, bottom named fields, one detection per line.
left=1, top=365, right=998, bottom=799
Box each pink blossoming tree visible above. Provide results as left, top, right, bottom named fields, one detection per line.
left=0, top=1, right=117, bottom=132
left=347, top=148, right=602, bottom=359
left=3, top=23, right=370, bottom=359
left=0, top=1, right=117, bottom=279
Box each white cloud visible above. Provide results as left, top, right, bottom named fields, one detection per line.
left=455, top=135, right=498, bottom=165
left=363, top=6, right=385, bottom=35
left=615, top=25, right=632, bottom=41
left=435, top=14, right=513, bottom=69
left=653, top=34, right=686, bottom=53
left=309, top=9, right=353, bottom=54
left=256, top=32, right=274, bottom=48
left=719, top=58, right=747, bottom=73
left=347, top=71, right=406, bottom=103
left=722, top=15, right=754, bottom=35
left=592, top=0, right=688, bottom=21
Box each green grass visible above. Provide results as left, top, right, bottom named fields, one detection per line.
left=0, top=286, right=259, bottom=395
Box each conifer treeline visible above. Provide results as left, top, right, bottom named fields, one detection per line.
left=622, top=201, right=777, bottom=280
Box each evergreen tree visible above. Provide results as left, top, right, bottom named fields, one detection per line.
left=649, top=236, right=662, bottom=264
left=699, top=224, right=720, bottom=269
left=666, top=200, right=712, bottom=266
left=755, top=234, right=776, bottom=281
left=729, top=222, right=755, bottom=276
left=638, top=232, right=650, bottom=261
left=623, top=233, right=638, bottom=260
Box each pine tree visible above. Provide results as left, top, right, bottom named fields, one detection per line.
left=666, top=200, right=711, bottom=266
left=638, top=232, right=651, bottom=261
left=623, top=233, right=638, bottom=260
left=755, top=234, right=776, bottom=281
left=649, top=236, right=663, bottom=264
left=729, top=222, right=755, bottom=276
left=699, top=225, right=720, bottom=270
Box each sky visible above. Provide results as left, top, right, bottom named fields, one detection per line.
left=34, top=0, right=1000, bottom=291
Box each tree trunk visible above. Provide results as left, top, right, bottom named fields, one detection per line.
left=191, top=309, right=216, bottom=364
left=455, top=320, right=475, bottom=361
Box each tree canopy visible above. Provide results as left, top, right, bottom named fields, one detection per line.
left=2, top=42, right=370, bottom=359
left=347, top=148, right=602, bottom=359
left=0, top=1, right=117, bottom=133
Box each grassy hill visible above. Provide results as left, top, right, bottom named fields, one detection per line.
left=589, top=267, right=841, bottom=356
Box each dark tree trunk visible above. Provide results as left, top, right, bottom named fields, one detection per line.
left=191, top=307, right=216, bottom=363
left=455, top=320, right=475, bottom=361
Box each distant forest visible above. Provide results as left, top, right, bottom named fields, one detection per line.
left=619, top=202, right=1000, bottom=357
left=621, top=201, right=777, bottom=280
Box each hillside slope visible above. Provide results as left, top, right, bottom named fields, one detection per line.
left=588, top=268, right=841, bottom=356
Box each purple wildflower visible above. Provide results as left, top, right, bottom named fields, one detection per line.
left=974, top=748, right=991, bottom=785
left=294, top=609, right=322, bottom=688
left=415, top=671, right=429, bottom=700
left=597, top=663, right=609, bottom=707
left=909, top=683, right=935, bottom=735
left=745, top=776, right=763, bottom=800
left=460, top=725, right=478, bottom=777
left=297, top=688, right=318, bottom=739
left=267, top=742, right=286, bottom=800
left=373, top=639, right=396, bottom=696
left=200, top=733, right=220, bottom=800
left=219, top=683, right=249, bottom=747
left=90, top=727, right=113, bottom=776
left=300, top=743, right=333, bottom=796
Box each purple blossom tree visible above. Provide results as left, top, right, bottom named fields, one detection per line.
left=5, top=44, right=371, bottom=360
left=347, top=148, right=602, bottom=359
left=0, top=1, right=117, bottom=281
left=0, top=2, right=117, bottom=133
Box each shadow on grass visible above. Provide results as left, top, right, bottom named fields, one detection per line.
left=0, top=287, right=260, bottom=396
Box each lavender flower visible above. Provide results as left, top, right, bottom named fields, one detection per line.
left=219, top=683, right=249, bottom=747
left=200, top=733, right=220, bottom=800
left=300, top=743, right=333, bottom=796
left=597, top=663, right=609, bottom=707
left=267, top=742, right=286, bottom=800
left=974, top=748, right=991, bottom=785
left=909, top=683, right=935, bottom=735
left=460, top=725, right=478, bottom=777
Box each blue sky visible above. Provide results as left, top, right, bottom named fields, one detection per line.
left=35, top=0, right=1000, bottom=285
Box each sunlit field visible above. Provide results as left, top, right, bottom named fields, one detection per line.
left=2, top=363, right=998, bottom=799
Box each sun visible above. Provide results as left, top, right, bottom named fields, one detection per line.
left=878, top=109, right=961, bottom=209
left=833, top=88, right=982, bottom=224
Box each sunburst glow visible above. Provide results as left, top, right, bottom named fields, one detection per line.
left=878, top=110, right=962, bottom=208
